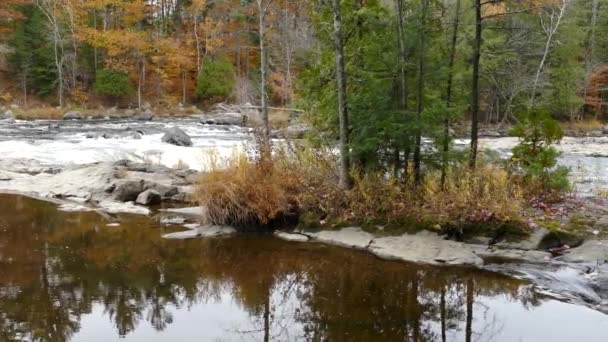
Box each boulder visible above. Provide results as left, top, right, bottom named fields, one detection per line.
left=113, top=180, right=144, bottom=202
left=162, top=126, right=192, bottom=146
left=200, top=112, right=245, bottom=126
left=143, top=181, right=179, bottom=198
left=136, top=189, right=162, bottom=205
left=63, top=111, right=82, bottom=120
left=136, top=109, right=155, bottom=121
left=124, top=109, right=136, bottom=116
left=2, top=109, right=14, bottom=120
left=603, top=125, right=608, bottom=135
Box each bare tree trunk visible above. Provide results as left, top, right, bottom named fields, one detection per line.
left=441, top=0, right=461, bottom=189
left=395, top=0, right=407, bottom=177
left=194, top=16, right=201, bottom=74
left=257, top=0, right=271, bottom=157
left=22, top=74, right=28, bottom=107
left=469, top=0, right=482, bottom=169
left=414, top=0, right=427, bottom=185
left=584, top=0, right=599, bottom=118
left=331, top=0, right=352, bottom=190
left=530, top=0, right=567, bottom=108
left=182, top=70, right=187, bottom=104
left=396, top=0, right=408, bottom=111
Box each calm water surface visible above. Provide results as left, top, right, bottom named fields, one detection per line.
left=0, top=194, right=607, bottom=342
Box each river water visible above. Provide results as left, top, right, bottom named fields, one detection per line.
left=0, top=194, right=607, bottom=341
left=1, top=119, right=608, bottom=340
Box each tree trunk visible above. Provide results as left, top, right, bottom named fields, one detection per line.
left=441, top=0, right=461, bottom=189
left=469, top=0, right=482, bottom=169
left=194, top=16, right=201, bottom=74
left=258, top=0, right=271, bottom=157
left=395, top=0, right=407, bottom=177
left=584, top=0, right=599, bottom=118
left=331, top=0, right=352, bottom=190
left=414, top=0, right=427, bottom=184
left=530, top=0, right=567, bottom=108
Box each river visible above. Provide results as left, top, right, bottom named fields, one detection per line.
left=0, top=194, right=607, bottom=341
left=0, top=118, right=608, bottom=341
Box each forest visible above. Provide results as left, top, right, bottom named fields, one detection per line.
left=0, top=0, right=607, bottom=228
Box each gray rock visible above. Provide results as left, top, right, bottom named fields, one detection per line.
left=309, top=227, right=374, bottom=249
left=162, top=225, right=235, bottom=239
left=369, top=231, right=484, bottom=266
left=162, top=127, right=192, bottom=146
left=63, top=111, right=82, bottom=120
left=200, top=112, right=245, bottom=126
left=495, top=227, right=550, bottom=250
left=136, top=189, right=162, bottom=205
left=171, top=192, right=194, bottom=203
left=275, top=231, right=310, bottom=242
left=284, top=124, right=311, bottom=139
left=48, top=123, right=60, bottom=130
left=143, top=181, right=178, bottom=198
left=2, top=109, right=14, bottom=120
left=557, top=240, right=608, bottom=263
left=124, top=109, right=136, bottom=116
left=113, top=180, right=144, bottom=202
left=137, top=109, right=155, bottom=121
left=603, top=125, right=608, bottom=135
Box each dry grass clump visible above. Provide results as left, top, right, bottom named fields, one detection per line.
left=561, top=118, right=603, bottom=132
left=195, top=146, right=527, bottom=231
left=422, top=165, right=524, bottom=225
left=14, top=107, right=64, bottom=119
left=195, top=152, right=301, bottom=230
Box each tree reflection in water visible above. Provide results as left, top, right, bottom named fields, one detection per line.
left=0, top=194, right=573, bottom=341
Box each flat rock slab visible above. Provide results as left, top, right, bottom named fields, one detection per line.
left=370, top=231, right=484, bottom=266
left=477, top=248, right=551, bottom=263
left=274, top=231, right=310, bottom=242
left=162, top=225, right=235, bottom=239
left=308, top=227, right=374, bottom=249
left=557, top=240, right=608, bottom=263
left=495, top=227, right=550, bottom=250
left=160, top=206, right=205, bottom=216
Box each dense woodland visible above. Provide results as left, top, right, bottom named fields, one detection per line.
left=0, top=0, right=605, bottom=223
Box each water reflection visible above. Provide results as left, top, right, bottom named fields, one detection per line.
left=0, top=195, right=607, bottom=341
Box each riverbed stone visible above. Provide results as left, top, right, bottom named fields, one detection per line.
left=143, top=181, right=178, bottom=198
left=556, top=240, right=608, bottom=263
left=136, top=189, right=162, bottom=205
left=63, top=111, right=82, bottom=120
left=137, top=109, right=155, bottom=121
left=308, top=227, right=374, bottom=249
left=2, top=109, right=14, bottom=120
left=200, top=112, right=245, bottom=126
left=162, top=225, right=235, bottom=239
left=370, top=231, right=484, bottom=266
left=162, top=126, right=192, bottom=146
left=495, top=227, right=550, bottom=250
left=275, top=231, right=310, bottom=242
left=113, top=180, right=144, bottom=202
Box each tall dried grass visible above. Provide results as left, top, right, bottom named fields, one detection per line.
left=195, top=146, right=526, bottom=231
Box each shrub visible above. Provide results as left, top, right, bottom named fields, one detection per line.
left=422, top=164, right=524, bottom=225
left=195, top=152, right=300, bottom=230
left=509, top=109, right=570, bottom=194
left=196, top=56, right=235, bottom=102
left=195, top=145, right=527, bottom=232
left=95, top=69, right=133, bottom=98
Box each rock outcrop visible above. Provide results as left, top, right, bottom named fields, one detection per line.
left=63, top=111, right=82, bottom=120
left=162, top=127, right=192, bottom=146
